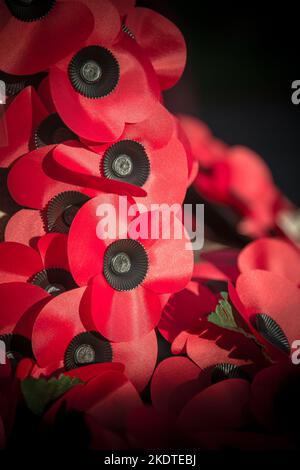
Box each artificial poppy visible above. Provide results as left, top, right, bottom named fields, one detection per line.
left=68, top=194, right=193, bottom=341
left=0, top=0, right=94, bottom=75
left=52, top=119, right=188, bottom=211
left=125, top=7, right=186, bottom=90
left=238, top=237, right=300, bottom=286
left=49, top=14, right=161, bottom=142
left=0, top=233, right=75, bottom=296
left=32, top=287, right=158, bottom=391
left=7, top=144, right=146, bottom=211
left=229, top=270, right=300, bottom=362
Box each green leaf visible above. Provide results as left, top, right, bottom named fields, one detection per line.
left=208, top=291, right=239, bottom=330
left=21, top=374, right=82, bottom=416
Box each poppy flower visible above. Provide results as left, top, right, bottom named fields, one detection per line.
left=177, top=114, right=215, bottom=166
left=125, top=7, right=187, bottom=90
left=110, top=0, right=135, bottom=17
left=238, top=237, right=300, bottom=286
left=193, top=248, right=240, bottom=285
left=174, top=117, right=198, bottom=186
left=32, top=287, right=158, bottom=391
left=44, top=369, right=142, bottom=434
left=229, top=270, right=300, bottom=362
left=251, top=363, right=300, bottom=438
left=151, top=356, right=254, bottom=422
left=0, top=233, right=75, bottom=296
left=68, top=194, right=193, bottom=342
left=52, top=122, right=188, bottom=212
left=0, top=0, right=94, bottom=75
left=49, top=13, right=161, bottom=142
left=7, top=144, right=146, bottom=212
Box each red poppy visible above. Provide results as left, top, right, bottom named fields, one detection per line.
left=0, top=0, right=94, bottom=75
left=238, top=237, right=300, bottom=286
left=0, top=87, right=48, bottom=168
left=68, top=195, right=193, bottom=341
left=7, top=144, right=146, bottom=211
left=52, top=124, right=188, bottom=212
left=229, top=270, right=300, bottom=362
left=44, top=370, right=142, bottom=434
left=125, top=7, right=186, bottom=90
left=0, top=234, right=74, bottom=298
left=5, top=209, right=47, bottom=248
left=177, top=114, right=214, bottom=165
left=32, top=287, right=158, bottom=391
left=49, top=13, right=161, bottom=142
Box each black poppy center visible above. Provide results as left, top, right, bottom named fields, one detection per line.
left=68, top=46, right=120, bottom=99
left=30, top=268, right=77, bottom=296
left=255, top=313, right=290, bottom=354
left=0, top=70, right=46, bottom=97
left=102, top=140, right=150, bottom=187
left=211, top=363, right=250, bottom=384
left=45, top=191, right=90, bottom=234
left=64, top=331, right=113, bottom=370
left=103, top=239, right=149, bottom=291
left=5, top=0, right=56, bottom=22
left=34, top=113, right=78, bottom=149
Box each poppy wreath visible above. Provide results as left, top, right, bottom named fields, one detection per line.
left=0, top=0, right=299, bottom=453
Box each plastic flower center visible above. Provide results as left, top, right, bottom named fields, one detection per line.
left=74, top=344, right=96, bottom=365
left=80, top=60, right=102, bottom=84
left=45, top=283, right=66, bottom=296
left=112, top=155, right=133, bottom=177
left=63, top=204, right=80, bottom=227
left=111, top=252, right=132, bottom=274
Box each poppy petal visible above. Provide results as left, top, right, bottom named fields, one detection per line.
left=178, top=379, right=250, bottom=432
left=126, top=7, right=186, bottom=89
left=37, top=233, right=69, bottom=271
left=113, top=330, right=157, bottom=391
left=0, top=87, right=48, bottom=168
left=88, top=274, right=164, bottom=342
left=7, top=146, right=83, bottom=209
left=158, top=281, right=217, bottom=343
left=0, top=282, right=49, bottom=335
left=0, top=242, right=42, bottom=283
left=238, top=238, right=300, bottom=285
left=5, top=209, right=45, bottom=248
left=151, top=357, right=204, bottom=415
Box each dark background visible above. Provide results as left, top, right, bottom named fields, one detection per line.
left=138, top=1, right=300, bottom=205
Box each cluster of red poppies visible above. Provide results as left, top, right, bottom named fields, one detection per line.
left=0, top=0, right=299, bottom=451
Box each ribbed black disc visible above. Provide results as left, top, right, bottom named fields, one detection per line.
left=30, top=268, right=77, bottom=296
left=103, top=239, right=149, bottom=291
left=34, top=113, right=78, bottom=149
left=255, top=313, right=290, bottom=354
left=45, top=191, right=90, bottom=233
left=122, top=24, right=135, bottom=39
left=102, top=140, right=150, bottom=187
left=64, top=331, right=113, bottom=370
left=211, top=363, right=250, bottom=384
left=68, top=46, right=120, bottom=99
left=5, top=0, right=56, bottom=22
